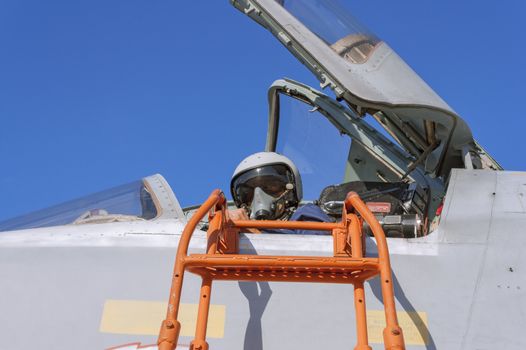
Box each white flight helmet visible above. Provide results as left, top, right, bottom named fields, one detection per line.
left=230, top=152, right=302, bottom=219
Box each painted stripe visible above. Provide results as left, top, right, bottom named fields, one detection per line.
left=99, top=300, right=226, bottom=338
left=367, top=311, right=428, bottom=345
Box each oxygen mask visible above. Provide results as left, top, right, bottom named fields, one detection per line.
left=249, top=183, right=294, bottom=220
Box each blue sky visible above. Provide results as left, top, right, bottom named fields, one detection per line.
left=1, top=0, right=525, bottom=221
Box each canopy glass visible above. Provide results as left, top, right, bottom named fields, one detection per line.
left=0, top=179, right=158, bottom=232
left=277, top=0, right=379, bottom=64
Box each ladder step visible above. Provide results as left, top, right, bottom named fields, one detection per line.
left=187, top=266, right=380, bottom=284
left=186, top=254, right=379, bottom=271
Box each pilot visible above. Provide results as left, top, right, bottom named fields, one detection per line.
left=230, top=152, right=333, bottom=234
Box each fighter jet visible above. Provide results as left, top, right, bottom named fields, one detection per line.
left=0, top=1, right=523, bottom=349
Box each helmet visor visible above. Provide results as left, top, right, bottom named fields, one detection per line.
left=232, top=164, right=293, bottom=206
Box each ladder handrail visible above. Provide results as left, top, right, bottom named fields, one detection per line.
left=345, top=192, right=404, bottom=347
left=157, top=190, right=226, bottom=350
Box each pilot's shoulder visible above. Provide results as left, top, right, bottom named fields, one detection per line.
left=291, top=203, right=334, bottom=223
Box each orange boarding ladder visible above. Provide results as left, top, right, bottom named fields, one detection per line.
left=157, top=190, right=405, bottom=350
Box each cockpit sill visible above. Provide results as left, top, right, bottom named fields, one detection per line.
left=0, top=211, right=441, bottom=257
left=0, top=219, right=187, bottom=247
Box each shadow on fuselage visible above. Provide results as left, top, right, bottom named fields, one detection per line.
left=369, top=271, right=437, bottom=350
left=237, top=237, right=273, bottom=350
left=235, top=234, right=435, bottom=349
left=238, top=281, right=272, bottom=350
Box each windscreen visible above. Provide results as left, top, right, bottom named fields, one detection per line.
left=0, top=180, right=158, bottom=232
left=276, top=0, right=379, bottom=63
left=276, top=94, right=351, bottom=200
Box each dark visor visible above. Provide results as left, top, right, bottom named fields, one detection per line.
left=232, top=164, right=293, bottom=206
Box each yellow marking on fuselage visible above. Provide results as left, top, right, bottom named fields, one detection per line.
left=99, top=300, right=226, bottom=338
left=367, top=311, right=429, bottom=345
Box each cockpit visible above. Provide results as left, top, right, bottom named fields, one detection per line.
left=265, top=79, right=431, bottom=238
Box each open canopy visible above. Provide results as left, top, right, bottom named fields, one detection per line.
left=232, top=0, right=499, bottom=177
